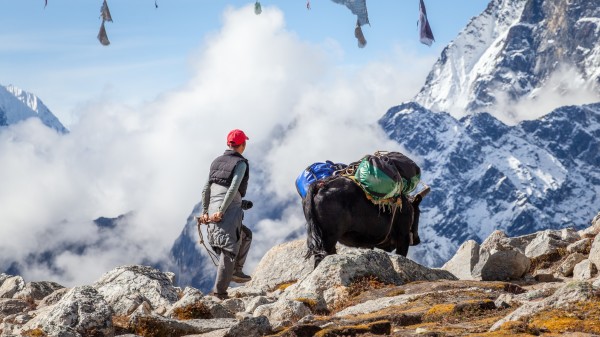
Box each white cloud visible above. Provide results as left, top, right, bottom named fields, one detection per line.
left=0, top=4, right=432, bottom=286
left=490, top=65, right=600, bottom=125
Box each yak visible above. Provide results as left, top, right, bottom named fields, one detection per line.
left=303, top=175, right=422, bottom=268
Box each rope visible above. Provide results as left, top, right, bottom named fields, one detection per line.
left=196, top=218, right=219, bottom=267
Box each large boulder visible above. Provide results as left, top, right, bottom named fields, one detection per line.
left=245, top=239, right=314, bottom=292
left=93, top=265, right=180, bottom=316
left=524, top=230, right=570, bottom=259
left=472, top=230, right=530, bottom=281
left=18, top=286, right=114, bottom=337
left=282, top=249, right=402, bottom=311
left=441, top=240, right=480, bottom=280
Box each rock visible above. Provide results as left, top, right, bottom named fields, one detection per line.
left=440, top=240, right=480, bottom=280
left=490, top=281, right=597, bottom=331
left=246, top=239, right=314, bottom=292
left=579, top=212, right=600, bottom=237
left=472, top=231, right=530, bottom=281
left=0, top=298, right=31, bottom=320
left=93, top=265, right=179, bottom=316
left=166, top=287, right=232, bottom=320
left=225, top=315, right=271, bottom=337
left=243, top=296, right=275, bottom=314
left=588, top=233, right=600, bottom=270
left=253, top=299, right=311, bottom=330
left=533, top=273, right=555, bottom=282
left=38, top=287, right=70, bottom=308
left=524, top=230, right=568, bottom=259
left=12, top=281, right=64, bottom=303
left=593, top=278, right=600, bottom=289
left=221, top=298, right=245, bottom=314
left=283, top=249, right=402, bottom=311
left=129, top=313, right=237, bottom=336
left=18, top=285, right=114, bottom=337
left=0, top=276, right=25, bottom=299
left=560, top=228, right=581, bottom=242
left=557, top=253, right=586, bottom=277
left=567, top=238, right=591, bottom=254
left=573, top=259, right=597, bottom=280
left=334, top=293, right=414, bottom=317
left=227, top=286, right=266, bottom=299
left=390, top=255, right=457, bottom=283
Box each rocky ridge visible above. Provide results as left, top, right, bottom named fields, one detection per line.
left=1, top=212, right=600, bottom=336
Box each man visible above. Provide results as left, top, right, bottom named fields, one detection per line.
left=199, top=129, right=253, bottom=300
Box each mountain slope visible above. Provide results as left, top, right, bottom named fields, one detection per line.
left=415, top=0, right=600, bottom=121
left=379, top=102, right=600, bottom=266
left=0, top=84, right=67, bottom=133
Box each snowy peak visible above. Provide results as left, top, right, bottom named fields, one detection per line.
left=415, top=0, right=600, bottom=123
left=379, top=102, right=600, bottom=266
left=0, top=84, right=67, bottom=133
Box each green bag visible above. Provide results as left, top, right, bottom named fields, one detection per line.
left=353, top=152, right=421, bottom=200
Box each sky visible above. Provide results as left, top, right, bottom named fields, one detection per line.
left=0, top=0, right=493, bottom=286
left=1, top=0, right=489, bottom=126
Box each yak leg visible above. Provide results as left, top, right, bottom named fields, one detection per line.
left=314, top=232, right=338, bottom=269
left=395, top=200, right=413, bottom=256
left=410, top=197, right=421, bottom=246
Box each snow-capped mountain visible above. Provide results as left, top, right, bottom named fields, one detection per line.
left=380, top=102, right=600, bottom=266
left=415, top=0, right=600, bottom=121
left=0, top=84, right=67, bottom=133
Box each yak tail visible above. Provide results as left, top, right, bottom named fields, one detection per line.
left=303, top=182, right=325, bottom=260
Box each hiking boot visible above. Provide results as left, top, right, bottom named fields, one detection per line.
left=209, top=292, right=229, bottom=300
left=232, top=271, right=252, bottom=283
left=414, top=185, right=431, bottom=203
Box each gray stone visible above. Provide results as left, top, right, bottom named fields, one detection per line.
left=472, top=249, right=530, bottom=281
left=588, top=234, right=600, bottom=270
left=165, top=288, right=234, bottom=320
left=245, top=239, right=315, bottom=292
left=243, top=296, right=275, bottom=314
left=253, top=299, right=311, bottom=329
left=567, top=238, right=591, bottom=254
left=129, top=313, right=237, bottom=336
left=12, top=281, right=64, bottom=302
left=573, top=259, right=597, bottom=280
left=221, top=298, right=245, bottom=314
left=93, top=265, right=179, bottom=316
left=440, top=240, right=480, bottom=280
left=0, top=299, right=31, bottom=320
left=334, top=293, right=415, bottom=317
left=524, top=230, right=568, bottom=259
left=227, top=286, right=266, bottom=299
left=38, top=287, right=70, bottom=308
left=579, top=212, right=600, bottom=237
left=0, top=276, right=25, bottom=299
left=18, top=286, right=113, bottom=337
left=283, top=249, right=403, bottom=311
left=491, top=281, right=597, bottom=331
left=557, top=253, right=586, bottom=277
left=390, top=255, right=457, bottom=283
left=560, top=228, right=581, bottom=242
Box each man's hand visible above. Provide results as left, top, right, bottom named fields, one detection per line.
left=198, top=213, right=210, bottom=224
left=211, top=212, right=224, bottom=222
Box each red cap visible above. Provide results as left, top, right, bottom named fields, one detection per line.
left=227, top=129, right=249, bottom=146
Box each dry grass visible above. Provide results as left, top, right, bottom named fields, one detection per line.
left=21, top=328, right=47, bottom=337
left=171, top=301, right=212, bottom=320
left=273, top=280, right=298, bottom=292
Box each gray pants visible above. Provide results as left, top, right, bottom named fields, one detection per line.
left=213, top=224, right=252, bottom=294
